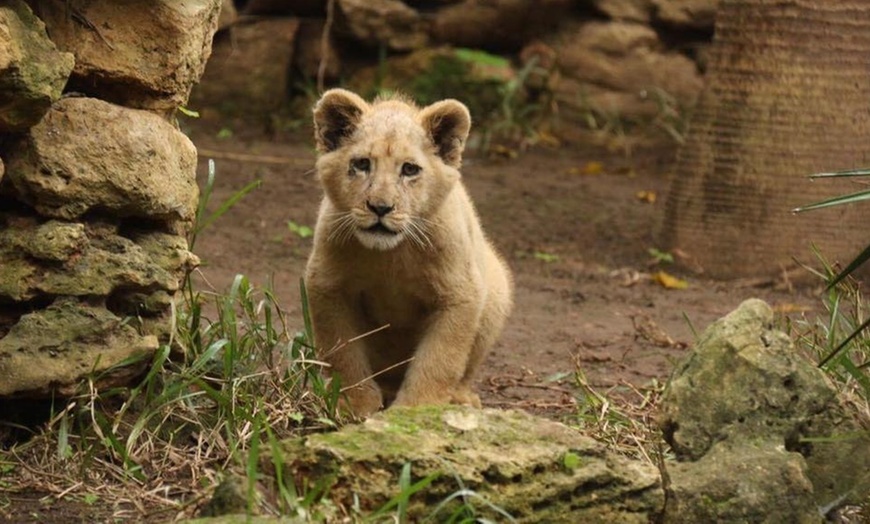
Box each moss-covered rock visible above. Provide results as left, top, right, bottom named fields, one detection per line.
left=660, top=298, right=870, bottom=516
left=0, top=0, right=74, bottom=132
left=266, top=406, right=662, bottom=522
left=0, top=298, right=157, bottom=397
left=0, top=214, right=197, bottom=315
left=664, top=439, right=818, bottom=523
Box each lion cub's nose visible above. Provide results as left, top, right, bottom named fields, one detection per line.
left=366, top=201, right=395, bottom=217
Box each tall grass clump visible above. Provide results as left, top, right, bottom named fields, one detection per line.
left=793, top=167, right=870, bottom=408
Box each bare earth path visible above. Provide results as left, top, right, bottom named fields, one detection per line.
left=189, top=126, right=818, bottom=419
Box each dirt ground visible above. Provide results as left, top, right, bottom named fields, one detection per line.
left=187, top=122, right=820, bottom=419
left=0, top=121, right=827, bottom=524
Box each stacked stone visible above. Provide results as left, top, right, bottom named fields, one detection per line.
left=192, top=0, right=717, bottom=125
left=0, top=0, right=220, bottom=397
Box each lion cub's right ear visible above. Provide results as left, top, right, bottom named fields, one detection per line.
left=313, top=89, right=369, bottom=153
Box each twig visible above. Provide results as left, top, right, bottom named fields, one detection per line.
left=317, top=0, right=337, bottom=92
left=196, top=148, right=312, bottom=166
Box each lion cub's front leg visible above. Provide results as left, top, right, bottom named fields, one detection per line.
left=392, top=302, right=482, bottom=408
left=308, top=289, right=384, bottom=416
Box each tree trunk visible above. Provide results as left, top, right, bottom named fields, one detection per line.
left=661, top=0, right=870, bottom=279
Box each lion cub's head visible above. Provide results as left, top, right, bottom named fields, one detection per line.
left=313, top=89, right=471, bottom=251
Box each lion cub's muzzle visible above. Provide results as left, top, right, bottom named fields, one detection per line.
left=363, top=200, right=401, bottom=236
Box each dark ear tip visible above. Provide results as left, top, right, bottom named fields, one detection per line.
left=313, top=89, right=368, bottom=152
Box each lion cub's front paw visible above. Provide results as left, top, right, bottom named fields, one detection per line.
left=339, top=383, right=384, bottom=418
left=449, top=387, right=481, bottom=408
left=391, top=386, right=481, bottom=409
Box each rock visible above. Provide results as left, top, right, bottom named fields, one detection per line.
left=337, top=0, right=428, bottom=51
left=190, top=18, right=299, bottom=121
left=4, top=97, right=198, bottom=225
left=218, top=0, right=237, bottom=32
left=592, top=0, right=654, bottom=23
left=652, top=0, right=719, bottom=30
left=199, top=476, right=255, bottom=517
left=0, top=0, right=74, bottom=132
left=267, top=406, right=663, bottom=522
left=16, top=220, right=88, bottom=262
left=431, top=0, right=573, bottom=52
left=549, top=21, right=702, bottom=120
left=664, top=441, right=819, bottom=523
left=659, top=298, right=870, bottom=513
left=0, top=298, right=158, bottom=397
left=243, top=0, right=325, bottom=16
left=292, top=19, right=341, bottom=82
left=34, top=0, right=220, bottom=110
left=0, top=213, right=197, bottom=315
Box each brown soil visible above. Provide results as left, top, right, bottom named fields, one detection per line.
left=188, top=124, right=819, bottom=418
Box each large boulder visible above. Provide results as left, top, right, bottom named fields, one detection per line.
left=4, top=97, right=198, bottom=226
left=265, top=406, right=663, bottom=522
left=337, top=0, right=429, bottom=51
left=292, top=19, right=341, bottom=82
left=652, top=0, right=719, bottom=30
left=0, top=298, right=158, bottom=397
left=34, top=0, right=220, bottom=110
left=664, top=442, right=818, bottom=523
left=0, top=0, right=74, bottom=132
left=591, top=0, right=654, bottom=23
left=190, top=18, right=300, bottom=121
left=430, top=0, right=572, bottom=52
left=659, top=299, right=870, bottom=517
left=548, top=21, right=703, bottom=120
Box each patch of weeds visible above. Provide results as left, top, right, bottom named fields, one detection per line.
left=569, top=365, right=667, bottom=466
left=790, top=248, right=870, bottom=403
left=792, top=167, right=870, bottom=403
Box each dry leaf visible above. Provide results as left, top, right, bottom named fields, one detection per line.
left=582, top=161, right=604, bottom=175
left=636, top=190, right=657, bottom=203
left=653, top=270, right=688, bottom=289
left=567, top=161, right=604, bottom=176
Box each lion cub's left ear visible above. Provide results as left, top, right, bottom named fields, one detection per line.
left=419, top=100, right=471, bottom=168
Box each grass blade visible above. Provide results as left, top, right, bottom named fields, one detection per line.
left=818, top=315, right=870, bottom=368
left=809, top=167, right=870, bottom=179
left=792, top=188, right=870, bottom=213
left=194, top=179, right=262, bottom=238
left=824, top=243, right=870, bottom=290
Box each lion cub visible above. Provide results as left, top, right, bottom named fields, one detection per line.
left=305, top=89, right=513, bottom=417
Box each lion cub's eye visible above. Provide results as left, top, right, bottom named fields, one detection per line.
left=401, top=163, right=421, bottom=177
left=351, top=158, right=371, bottom=172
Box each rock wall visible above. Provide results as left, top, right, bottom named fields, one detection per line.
left=0, top=0, right=220, bottom=397
left=192, top=0, right=718, bottom=129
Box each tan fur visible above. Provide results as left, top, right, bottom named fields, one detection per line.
left=305, top=89, right=514, bottom=417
